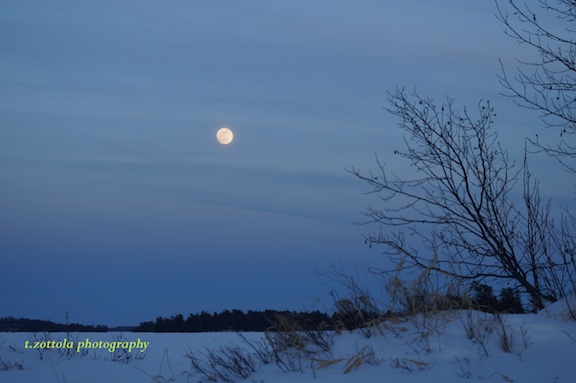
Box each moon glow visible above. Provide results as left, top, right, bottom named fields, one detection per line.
left=216, top=128, right=234, bottom=145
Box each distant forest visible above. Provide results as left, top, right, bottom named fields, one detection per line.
left=0, top=317, right=109, bottom=332
left=0, top=310, right=333, bottom=333
left=133, top=283, right=523, bottom=332
left=1, top=283, right=523, bottom=333
left=134, top=309, right=333, bottom=332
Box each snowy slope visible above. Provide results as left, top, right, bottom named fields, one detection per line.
left=1, top=306, right=575, bottom=382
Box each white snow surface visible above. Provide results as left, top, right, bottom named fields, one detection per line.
left=1, top=306, right=575, bottom=382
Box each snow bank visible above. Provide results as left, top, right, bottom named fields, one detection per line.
left=1, top=310, right=575, bottom=383
left=540, top=295, right=576, bottom=321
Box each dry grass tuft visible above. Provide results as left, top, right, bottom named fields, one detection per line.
left=343, top=346, right=378, bottom=374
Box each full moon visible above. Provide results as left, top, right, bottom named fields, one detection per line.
left=216, top=127, right=234, bottom=145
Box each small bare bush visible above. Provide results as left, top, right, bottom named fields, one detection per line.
left=461, top=311, right=494, bottom=357
left=494, top=314, right=513, bottom=353
left=311, top=345, right=380, bottom=375
left=57, top=332, right=86, bottom=360
left=0, top=356, right=24, bottom=371
left=343, top=346, right=379, bottom=374
left=385, top=254, right=469, bottom=318
left=265, top=313, right=334, bottom=373
left=109, top=334, right=146, bottom=364
left=186, top=344, right=256, bottom=383
left=386, top=262, right=467, bottom=354
left=455, top=356, right=472, bottom=379
left=519, top=323, right=532, bottom=350
left=27, top=332, right=52, bottom=360
left=237, top=333, right=273, bottom=365
left=332, top=296, right=385, bottom=337
left=185, top=312, right=336, bottom=380
left=323, top=267, right=388, bottom=337
left=134, top=349, right=176, bottom=383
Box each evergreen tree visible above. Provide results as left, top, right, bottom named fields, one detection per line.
left=498, top=288, right=524, bottom=314
left=471, top=282, right=498, bottom=312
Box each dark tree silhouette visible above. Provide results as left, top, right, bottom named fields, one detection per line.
left=350, top=88, right=575, bottom=310
left=497, top=0, right=576, bottom=171
left=498, top=287, right=525, bottom=313
left=471, top=282, right=499, bottom=312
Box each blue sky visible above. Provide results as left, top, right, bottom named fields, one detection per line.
left=1, top=0, right=573, bottom=326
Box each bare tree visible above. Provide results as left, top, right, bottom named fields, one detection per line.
left=350, top=88, right=574, bottom=310
left=497, top=0, right=576, bottom=171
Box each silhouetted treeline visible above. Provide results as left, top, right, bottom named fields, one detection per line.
left=134, top=309, right=333, bottom=332
left=470, top=282, right=525, bottom=313
left=2, top=283, right=525, bottom=334
left=0, top=317, right=108, bottom=332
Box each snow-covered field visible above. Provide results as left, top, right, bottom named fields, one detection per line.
left=1, top=301, right=575, bottom=383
